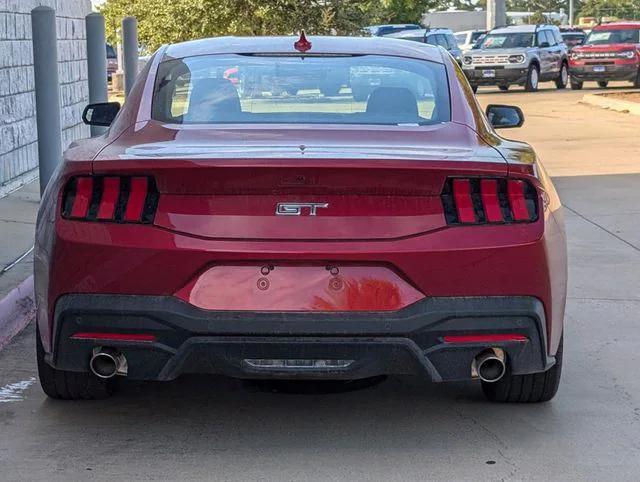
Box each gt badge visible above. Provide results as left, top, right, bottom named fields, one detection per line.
left=275, top=202, right=329, bottom=216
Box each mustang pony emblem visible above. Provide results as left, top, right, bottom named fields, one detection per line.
left=275, top=202, right=329, bottom=216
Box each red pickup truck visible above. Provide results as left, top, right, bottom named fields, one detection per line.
left=569, top=22, right=640, bottom=89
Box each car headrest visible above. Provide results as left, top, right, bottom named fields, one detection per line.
left=365, top=87, right=419, bottom=118
left=185, top=78, right=241, bottom=122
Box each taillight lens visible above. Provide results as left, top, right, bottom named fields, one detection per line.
left=62, top=176, right=158, bottom=223
left=441, top=177, right=538, bottom=225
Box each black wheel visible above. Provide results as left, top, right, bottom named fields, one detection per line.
left=570, top=79, right=583, bottom=90
left=555, top=62, right=568, bottom=89
left=482, top=336, right=563, bottom=403
left=37, top=325, right=114, bottom=400
left=470, top=85, right=478, bottom=93
left=320, top=81, right=342, bottom=96
left=633, top=69, right=640, bottom=87
left=597, top=81, right=609, bottom=88
left=351, top=88, right=369, bottom=102
left=525, top=63, right=540, bottom=92
left=498, top=84, right=509, bottom=91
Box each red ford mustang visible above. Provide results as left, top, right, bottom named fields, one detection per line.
left=35, top=35, right=567, bottom=402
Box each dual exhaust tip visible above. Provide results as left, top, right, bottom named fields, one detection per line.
left=89, top=347, right=128, bottom=379
left=472, top=348, right=506, bottom=383
left=89, top=345, right=507, bottom=383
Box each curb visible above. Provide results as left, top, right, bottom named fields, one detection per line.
left=581, top=92, right=640, bottom=116
left=0, top=276, right=35, bottom=352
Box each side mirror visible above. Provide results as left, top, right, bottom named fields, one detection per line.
left=82, top=102, right=120, bottom=127
left=539, top=41, right=550, bottom=48
left=486, top=104, right=524, bottom=129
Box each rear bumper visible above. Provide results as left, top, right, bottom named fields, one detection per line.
left=49, top=294, right=554, bottom=382
left=463, top=67, right=528, bottom=85
left=569, top=63, right=638, bottom=81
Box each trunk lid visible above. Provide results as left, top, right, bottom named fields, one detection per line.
left=93, top=121, right=507, bottom=240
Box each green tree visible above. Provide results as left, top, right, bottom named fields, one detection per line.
left=579, top=0, right=640, bottom=19
left=377, top=0, right=442, bottom=23
left=101, top=0, right=382, bottom=53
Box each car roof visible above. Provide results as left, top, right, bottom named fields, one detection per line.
left=368, top=24, right=420, bottom=29
left=163, top=35, right=446, bottom=63
left=593, top=22, right=640, bottom=30
left=386, top=28, right=453, bottom=38
left=490, top=24, right=555, bottom=34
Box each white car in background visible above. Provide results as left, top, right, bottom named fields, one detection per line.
left=455, top=29, right=487, bottom=51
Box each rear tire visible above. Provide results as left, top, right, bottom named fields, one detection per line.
left=482, top=336, right=563, bottom=403
left=570, top=79, right=583, bottom=90
left=555, top=63, right=568, bottom=89
left=633, top=69, right=640, bottom=88
left=351, top=87, right=369, bottom=102
left=37, top=325, right=114, bottom=400
left=597, top=80, right=609, bottom=88
left=320, top=81, right=342, bottom=96
left=525, top=64, right=539, bottom=92
left=498, top=84, right=509, bottom=91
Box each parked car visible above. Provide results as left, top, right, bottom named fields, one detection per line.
left=461, top=24, right=569, bottom=92
left=386, top=28, right=462, bottom=64
left=568, top=22, right=640, bottom=89
left=454, top=29, right=487, bottom=51
left=106, top=43, right=117, bottom=81
left=364, top=24, right=421, bottom=37
left=36, top=35, right=566, bottom=404
left=559, top=27, right=586, bottom=50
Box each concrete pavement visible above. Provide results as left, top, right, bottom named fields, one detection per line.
left=0, top=84, right=639, bottom=481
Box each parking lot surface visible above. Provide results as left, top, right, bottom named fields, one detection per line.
left=1, top=84, right=639, bottom=481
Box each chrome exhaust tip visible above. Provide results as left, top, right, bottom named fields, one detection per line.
left=89, top=347, right=128, bottom=379
left=472, top=348, right=506, bottom=383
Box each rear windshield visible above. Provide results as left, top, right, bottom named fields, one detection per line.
left=152, top=54, right=451, bottom=126
left=479, top=33, right=534, bottom=49
left=586, top=29, right=640, bottom=45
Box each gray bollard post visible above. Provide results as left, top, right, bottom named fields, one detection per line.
left=122, top=16, right=138, bottom=97
left=86, top=13, right=108, bottom=136
left=31, top=6, right=62, bottom=195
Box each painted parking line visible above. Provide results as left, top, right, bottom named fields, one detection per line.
left=0, top=377, right=36, bottom=403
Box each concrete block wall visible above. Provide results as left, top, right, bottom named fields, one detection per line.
left=0, top=0, right=92, bottom=195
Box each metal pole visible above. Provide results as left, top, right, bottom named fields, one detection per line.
left=31, top=6, right=62, bottom=195
left=569, top=0, right=574, bottom=26
left=86, top=13, right=108, bottom=136
left=122, top=16, right=138, bottom=97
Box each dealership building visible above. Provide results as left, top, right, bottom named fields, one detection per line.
left=0, top=0, right=91, bottom=196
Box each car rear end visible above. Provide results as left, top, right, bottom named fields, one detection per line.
left=35, top=37, right=566, bottom=401
left=569, top=23, right=640, bottom=86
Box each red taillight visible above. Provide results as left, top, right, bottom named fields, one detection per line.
left=96, top=177, right=120, bottom=220
left=70, top=177, right=93, bottom=218
left=443, top=334, right=528, bottom=343
left=480, top=179, right=503, bottom=223
left=507, top=179, right=530, bottom=221
left=452, top=179, right=476, bottom=223
left=442, top=177, right=537, bottom=225
left=62, top=176, right=158, bottom=223
left=124, top=177, right=148, bottom=222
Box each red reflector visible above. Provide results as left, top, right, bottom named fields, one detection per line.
left=480, top=179, right=503, bottom=223
left=71, top=332, right=157, bottom=342
left=124, top=177, right=148, bottom=221
left=443, top=334, right=528, bottom=343
left=70, top=177, right=93, bottom=218
left=97, top=177, right=120, bottom=220
left=507, top=180, right=529, bottom=221
left=452, top=179, right=475, bottom=223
